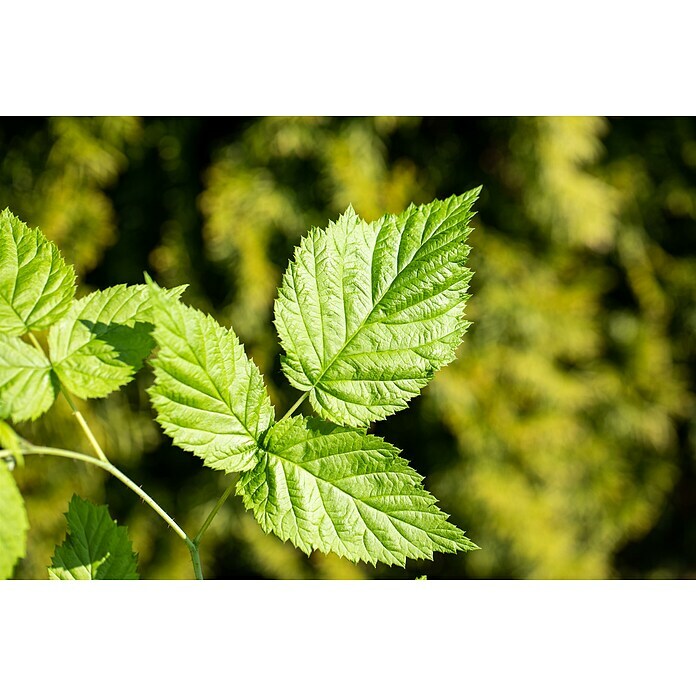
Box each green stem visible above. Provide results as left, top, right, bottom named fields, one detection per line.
left=59, top=387, right=109, bottom=462
left=22, top=343, right=311, bottom=577
left=192, top=392, right=310, bottom=545
left=194, top=478, right=237, bottom=545
left=5, top=443, right=204, bottom=580
left=22, top=335, right=204, bottom=577
left=279, top=391, right=309, bottom=422
left=187, top=540, right=204, bottom=580
left=12, top=444, right=188, bottom=541
left=28, top=331, right=109, bottom=463
left=27, top=332, right=44, bottom=353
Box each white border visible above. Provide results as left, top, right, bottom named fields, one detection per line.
left=1, top=581, right=693, bottom=694
left=3, top=2, right=695, bottom=114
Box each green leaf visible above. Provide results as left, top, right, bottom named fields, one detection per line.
left=0, top=460, right=29, bottom=579
left=275, top=190, right=480, bottom=427
left=238, top=416, right=477, bottom=566
left=147, top=277, right=275, bottom=473
left=48, top=284, right=184, bottom=400
left=0, top=209, right=76, bottom=336
left=0, top=334, right=57, bottom=422
left=0, top=420, right=25, bottom=469
left=48, top=495, right=139, bottom=580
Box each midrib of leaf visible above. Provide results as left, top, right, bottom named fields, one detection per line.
left=291, top=258, right=322, bottom=365
left=154, top=360, right=256, bottom=441
left=23, top=260, right=62, bottom=326
left=76, top=503, right=109, bottom=579
left=155, top=298, right=258, bottom=442
left=190, top=346, right=256, bottom=442
left=0, top=292, right=27, bottom=331
left=319, top=326, right=465, bottom=386
left=320, top=334, right=460, bottom=373
left=311, top=239, right=327, bottom=363
left=6, top=237, right=22, bottom=311
left=300, top=209, right=463, bottom=396
left=391, top=204, right=434, bottom=278
left=7, top=238, right=67, bottom=330
left=242, top=365, right=260, bottom=440
left=266, top=447, right=448, bottom=550
left=282, top=451, right=426, bottom=564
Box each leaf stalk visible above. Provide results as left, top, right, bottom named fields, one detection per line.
left=279, top=391, right=309, bottom=422
left=194, top=478, right=237, bottom=545
left=3, top=443, right=206, bottom=579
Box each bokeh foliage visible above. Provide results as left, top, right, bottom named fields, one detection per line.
left=1, top=116, right=694, bottom=579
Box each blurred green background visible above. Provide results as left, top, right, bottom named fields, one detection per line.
left=2, top=116, right=695, bottom=580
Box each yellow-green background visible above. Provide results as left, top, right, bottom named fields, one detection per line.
left=2, top=116, right=694, bottom=579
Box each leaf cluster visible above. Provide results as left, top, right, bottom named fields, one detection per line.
left=0, top=189, right=481, bottom=577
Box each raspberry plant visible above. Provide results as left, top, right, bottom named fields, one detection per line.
left=0, top=189, right=481, bottom=579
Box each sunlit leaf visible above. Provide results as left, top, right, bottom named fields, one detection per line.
left=49, top=284, right=185, bottom=399
left=0, top=420, right=24, bottom=469
left=147, top=277, right=274, bottom=473
left=0, top=334, right=57, bottom=422
left=238, top=417, right=477, bottom=566
left=0, top=209, right=76, bottom=335
left=275, top=190, right=479, bottom=427
left=0, top=461, right=29, bottom=579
